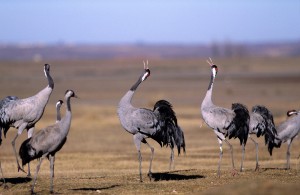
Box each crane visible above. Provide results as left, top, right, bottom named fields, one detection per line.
left=0, top=64, right=54, bottom=175
left=118, top=62, right=185, bottom=182
left=19, top=90, right=77, bottom=193
left=201, top=58, right=249, bottom=177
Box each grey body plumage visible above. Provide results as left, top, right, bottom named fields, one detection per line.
left=19, top=90, right=77, bottom=194
left=117, top=63, right=185, bottom=182
left=201, top=59, right=249, bottom=177
left=0, top=96, right=19, bottom=188
left=0, top=64, right=54, bottom=175
left=268, top=109, right=300, bottom=169
left=248, top=105, right=277, bottom=170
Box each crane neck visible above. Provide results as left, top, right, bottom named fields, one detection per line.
left=119, top=73, right=143, bottom=108
left=66, top=96, right=72, bottom=113
left=202, top=74, right=215, bottom=109
left=208, top=74, right=214, bottom=90
left=45, top=69, right=54, bottom=89
left=130, top=75, right=143, bottom=91
left=56, top=106, right=61, bottom=122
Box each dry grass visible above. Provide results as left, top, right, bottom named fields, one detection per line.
left=0, top=57, right=299, bottom=194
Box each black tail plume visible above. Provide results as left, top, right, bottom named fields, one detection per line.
left=175, top=126, right=186, bottom=155
left=252, top=105, right=277, bottom=147
left=152, top=100, right=185, bottom=155
left=0, top=96, right=19, bottom=138
left=228, top=103, right=250, bottom=145
left=19, top=138, right=36, bottom=166
left=268, top=137, right=282, bottom=156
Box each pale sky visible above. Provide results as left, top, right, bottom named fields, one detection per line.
left=0, top=0, right=299, bottom=44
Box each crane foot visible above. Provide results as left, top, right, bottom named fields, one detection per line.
left=147, top=172, right=153, bottom=181
left=18, top=166, right=26, bottom=174
left=231, top=168, right=238, bottom=176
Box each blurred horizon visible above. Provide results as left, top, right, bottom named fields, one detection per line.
left=1, top=0, right=300, bottom=45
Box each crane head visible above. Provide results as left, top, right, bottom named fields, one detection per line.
left=56, top=100, right=64, bottom=107
left=287, top=109, right=298, bottom=117
left=65, top=90, right=79, bottom=99
left=44, top=64, right=51, bottom=77
left=142, top=60, right=151, bottom=81
left=206, top=58, right=218, bottom=77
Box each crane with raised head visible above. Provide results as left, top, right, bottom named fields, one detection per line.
left=117, top=62, right=185, bottom=182
left=201, top=58, right=249, bottom=177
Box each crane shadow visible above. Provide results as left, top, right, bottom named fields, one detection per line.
left=151, top=169, right=205, bottom=181
left=260, top=167, right=290, bottom=172
left=71, top=184, right=120, bottom=192
left=1, top=177, right=32, bottom=185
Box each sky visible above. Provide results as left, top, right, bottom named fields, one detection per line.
left=0, top=0, right=299, bottom=44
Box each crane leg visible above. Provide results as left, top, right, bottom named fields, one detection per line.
left=145, top=141, right=154, bottom=181
left=11, top=124, right=27, bottom=173
left=249, top=136, right=259, bottom=171
left=169, top=137, right=176, bottom=170
left=27, top=163, right=31, bottom=177
left=0, top=162, right=8, bottom=189
left=297, top=154, right=300, bottom=173
left=31, top=157, right=45, bottom=194
left=240, top=143, right=245, bottom=172
left=217, top=138, right=223, bottom=178
left=169, top=147, right=174, bottom=171
left=224, top=139, right=237, bottom=176
left=26, top=127, right=34, bottom=177
left=137, top=150, right=143, bottom=182
left=286, top=140, right=293, bottom=169
left=133, top=135, right=143, bottom=182
left=11, top=134, right=25, bottom=174
left=49, top=155, right=55, bottom=193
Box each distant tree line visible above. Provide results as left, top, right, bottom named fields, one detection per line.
left=210, top=42, right=247, bottom=58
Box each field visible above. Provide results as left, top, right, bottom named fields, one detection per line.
left=0, top=57, right=299, bottom=194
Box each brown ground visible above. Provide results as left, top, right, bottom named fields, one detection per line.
left=0, top=57, right=299, bottom=194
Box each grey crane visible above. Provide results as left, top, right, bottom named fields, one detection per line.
left=268, top=109, right=300, bottom=169
left=19, top=90, right=77, bottom=194
left=201, top=59, right=250, bottom=177
left=117, top=62, right=185, bottom=182
left=0, top=99, right=61, bottom=189
left=248, top=105, right=277, bottom=171
left=0, top=64, right=54, bottom=175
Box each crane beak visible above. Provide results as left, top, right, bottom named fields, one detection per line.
left=206, top=57, right=214, bottom=66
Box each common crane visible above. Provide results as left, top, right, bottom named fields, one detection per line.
left=248, top=105, right=277, bottom=170
left=0, top=64, right=54, bottom=175
left=268, top=109, right=300, bottom=169
left=19, top=90, right=77, bottom=194
left=117, top=62, right=185, bottom=182
left=201, top=59, right=250, bottom=177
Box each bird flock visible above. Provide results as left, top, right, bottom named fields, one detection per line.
left=0, top=60, right=299, bottom=193
left=0, top=64, right=77, bottom=193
